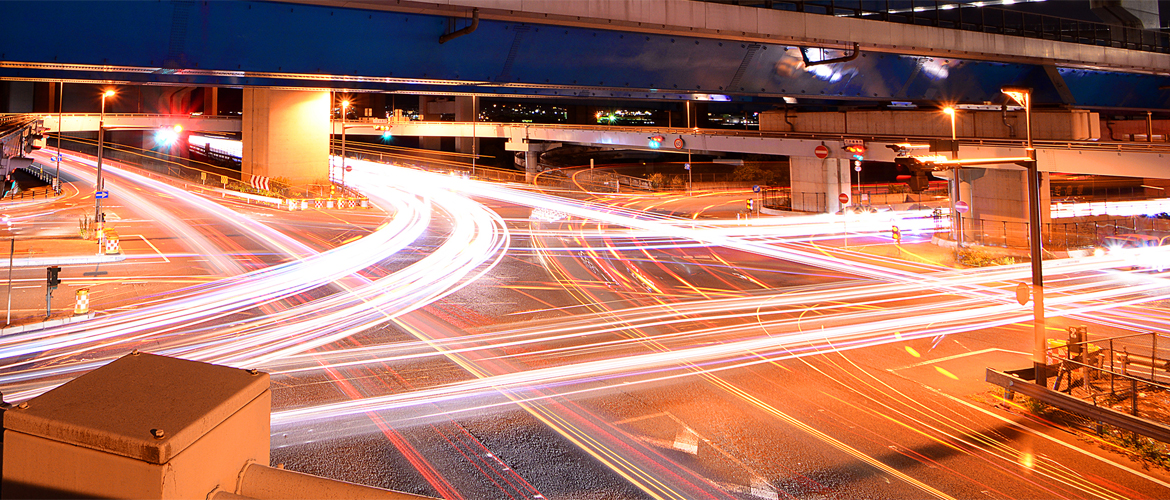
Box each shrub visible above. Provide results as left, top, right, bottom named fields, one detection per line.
left=958, top=248, right=1015, bottom=267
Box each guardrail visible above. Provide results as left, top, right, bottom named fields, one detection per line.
left=986, top=368, right=1170, bottom=444
left=17, top=163, right=63, bottom=196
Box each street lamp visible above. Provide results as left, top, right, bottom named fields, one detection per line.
left=942, top=106, right=956, bottom=141
left=53, top=81, right=63, bottom=193
left=94, top=89, right=115, bottom=230
left=943, top=106, right=962, bottom=245
left=686, top=100, right=692, bottom=192
left=340, top=99, right=349, bottom=189
left=1003, top=85, right=1047, bottom=388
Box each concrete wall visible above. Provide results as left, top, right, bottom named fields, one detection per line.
left=967, top=167, right=1051, bottom=225
left=762, top=109, right=1101, bottom=141
left=242, top=88, right=329, bottom=183
left=791, top=156, right=851, bottom=213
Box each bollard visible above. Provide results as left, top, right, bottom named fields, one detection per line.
left=103, top=229, right=121, bottom=255
left=74, top=288, right=89, bottom=315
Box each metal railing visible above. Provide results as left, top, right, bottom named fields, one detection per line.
left=958, top=215, right=1170, bottom=250
left=1047, top=329, right=1170, bottom=423
left=703, top=1, right=1170, bottom=54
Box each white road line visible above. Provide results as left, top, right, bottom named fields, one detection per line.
left=937, top=389, right=1170, bottom=489
left=127, top=234, right=169, bottom=263
left=892, top=348, right=1029, bottom=370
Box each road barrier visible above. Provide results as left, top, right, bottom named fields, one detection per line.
left=284, top=197, right=369, bottom=211
left=103, top=228, right=120, bottom=255
left=74, top=288, right=89, bottom=315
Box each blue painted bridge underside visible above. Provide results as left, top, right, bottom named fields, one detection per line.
left=0, top=1, right=1166, bottom=109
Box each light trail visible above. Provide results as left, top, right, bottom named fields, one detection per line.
left=5, top=154, right=1169, bottom=497
left=0, top=155, right=507, bottom=402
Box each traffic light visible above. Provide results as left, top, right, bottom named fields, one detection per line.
left=907, top=171, right=930, bottom=193
left=746, top=198, right=754, bottom=212
left=844, top=144, right=866, bottom=161
left=46, top=266, right=61, bottom=288
left=891, top=225, right=901, bottom=244
left=374, top=125, right=393, bottom=139
left=647, top=134, right=665, bottom=149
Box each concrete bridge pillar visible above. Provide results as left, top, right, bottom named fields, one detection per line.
left=967, top=168, right=1050, bottom=246
left=418, top=95, right=449, bottom=151
left=790, top=156, right=851, bottom=213
left=455, top=96, right=479, bottom=156
left=506, top=140, right=559, bottom=183
left=241, top=88, right=329, bottom=184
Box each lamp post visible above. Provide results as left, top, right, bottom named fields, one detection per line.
left=340, top=99, right=349, bottom=189
left=943, top=106, right=963, bottom=245
left=472, top=95, right=477, bottom=178
left=1003, top=86, right=1047, bottom=387
left=94, top=89, right=115, bottom=227
left=686, top=100, right=692, bottom=192
left=53, top=81, right=63, bottom=193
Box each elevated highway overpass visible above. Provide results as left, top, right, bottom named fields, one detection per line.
left=3, top=0, right=1168, bottom=186
left=0, top=0, right=1166, bottom=108
left=37, top=112, right=1170, bottom=178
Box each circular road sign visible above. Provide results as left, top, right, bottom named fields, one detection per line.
left=955, top=200, right=969, bottom=213
left=345, top=165, right=353, bottom=172
left=1016, top=282, right=1030, bottom=306
left=752, top=184, right=761, bottom=193
left=814, top=145, right=830, bottom=159
left=674, top=137, right=685, bottom=149
left=838, top=193, right=849, bottom=204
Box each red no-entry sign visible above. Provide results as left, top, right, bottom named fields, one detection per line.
left=814, top=145, right=829, bottom=159
left=955, top=200, right=969, bottom=213
left=838, top=193, right=849, bottom=204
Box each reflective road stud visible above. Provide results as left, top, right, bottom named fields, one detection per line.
left=74, top=288, right=89, bottom=315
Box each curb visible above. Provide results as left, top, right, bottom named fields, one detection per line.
left=930, top=234, right=1093, bottom=259
left=1, top=311, right=96, bottom=336
left=8, top=254, right=127, bottom=268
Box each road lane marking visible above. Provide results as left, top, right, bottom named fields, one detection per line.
left=936, top=390, right=1170, bottom=489
left=892, top=348, right=1028, bottom=370
left=126, top=234, right=169, bottom=263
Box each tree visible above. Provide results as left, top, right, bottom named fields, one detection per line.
left=732, top=163, right=775, bottom=184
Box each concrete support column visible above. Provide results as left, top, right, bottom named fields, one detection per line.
left=968, top=169, right=1050, bottom=246
left=524, top=150, right=537, bottom=183
left=506, top=139, right=559, bottom=184
left=957, top=168, right=978, bottom=242
left=241, top=88, right=329, bottom=184
left=419, top=95, right=450, bottom=151
left=205, top=87, right=218, bottom=116
left=790, top=156, right=851, bottom=213
left=455, top=96, right=478, bottom=156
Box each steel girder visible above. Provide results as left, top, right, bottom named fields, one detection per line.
left=0, top=1, right=1166, bottom=109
